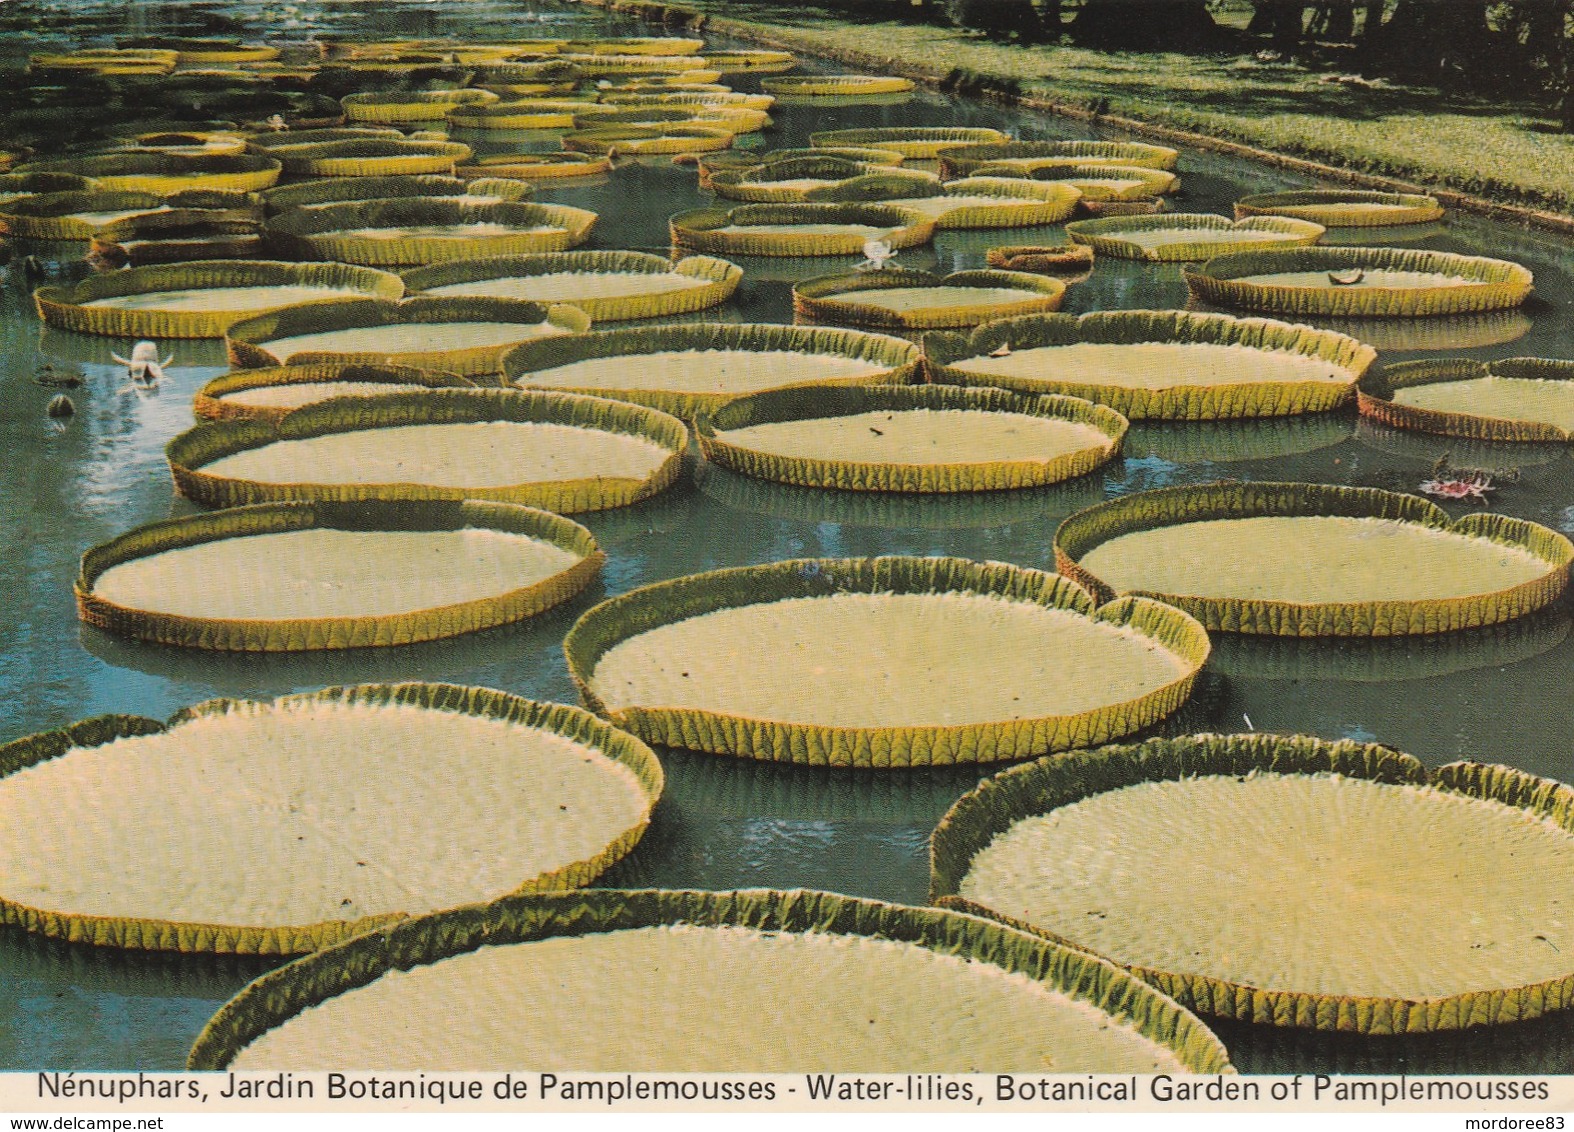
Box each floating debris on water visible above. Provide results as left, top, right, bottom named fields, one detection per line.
left=33, top=362, right=82, bottom=388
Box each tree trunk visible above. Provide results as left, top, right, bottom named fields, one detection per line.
left=1361, top=0, right=1490, bottom=84
left=1355, top=1, right=1381, bottom=42
left=1034, top=0, right=1064, bottom=33
left=1070, top=0, right=1220, bottom=50
left=1310, top=1, right=1355, bottom=41
left=945, top=0, right=1047, bottom=40
left=1257, top=2, right=1308, bottom=50
left=1556, top=3, right=1574, bottom=131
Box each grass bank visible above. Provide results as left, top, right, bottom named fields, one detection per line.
left=598, top=0, right=1574, bottom=228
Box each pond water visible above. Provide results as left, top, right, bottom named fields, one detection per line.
left=3, top=0, right=1574, bottom=1076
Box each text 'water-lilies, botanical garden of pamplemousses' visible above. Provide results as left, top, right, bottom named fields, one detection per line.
left=5, top=2, right=1574, bottom=1077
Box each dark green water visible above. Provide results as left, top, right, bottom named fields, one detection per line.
left=4, top=0, right=1574, bottom=1076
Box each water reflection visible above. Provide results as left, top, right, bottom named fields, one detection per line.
left=1125, top=414, right=1353, bottom=465
left=931, top=223, right=1074, bottom=270
left=651, top=746, right=993, bottom=822
left=76, top=590, right=594, bottom=706
left=717, top=249, right=943, bottom=285
left=769, top=94, right=915, bottom=111
left=0, top=926, right=272, bottom=1071
left=1207, top=606, right=1572, bottom=684
left=602, top=810, right=938, bottom=903
left=1213, top=1012, right=1574, bottom=1075
left=38, top=326, right=231, bottom=369
left=1354, top=418, right=1568, bottom=472
left=1187, top=296, right=1534, bottom=353
left=1319, top=221, right=1449, bottom=247
left=452, top=128, right=577, bottom=155
left=695, top=460, right=1103, bottom=531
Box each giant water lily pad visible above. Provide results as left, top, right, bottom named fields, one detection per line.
left=982, top=163, right=1177, bottom=202
left=932, top=732, right=1574, bottom=1033
left=341, top=89, right=499, bottom=123
left=188, top=888, right=1233, bottom=1071
left=697, top=147, right=905, bottom=187
left=574, top=103, right=770, bottom=135
left=794, top=268, right=1065, bottom=329
left=15, top=152, right=282, bottom=194
left=1184, top=247, right=1534, bottom=317
left=34, top=260, right=403, bottom=339
left=403, top=251, right=741, bottom=322
left=564, top=124, right=735, bottom=155
left=1359, top=357, right=1574, bottom=443
left=77, top=500, right=605, bottom=651
left=0, top=684, right=660, bottom=954
left=467, top=58, right=582, bottom=93
left=566, top=36, right=707, bottom=55
left=446, top=99, right=593, bottom=130
left=559, top=52, right=709, bottom=76
left=193, top=362, right=473, bottom=424
left=0, top=171, right=98, bottom=205
left=0, top=189, right=189, bottom=240
left=696, top=384, right=1125, bottom=493
left=602, top=90, right=774, bottom=111
left=121, top=131, right=248, bottom=158
left=244, top=128, right=403, bottom=155
left=761, top=74, right=914, bottom=97
left=566, top=556, right=1209, bottom=766
left=809, top=127, right=1008, bottom=159
left=30, top=48, right=178, bottom=75
left=260, top=173, right=532, bottom=215
left=862, top=178, right=1082, bottom=229
left=939, top=140, right=1179, bottom=180
left=505, top=322, right=920, bottom=418
left=118, top=37, right=280, bottom=65
left=267, top=138, right=474, bottom=179
left=226, top=296, right=591, bottom=377
left=708, top=158, right=936, bottom=204
left=1065, top=214, right=1324, bottom=262
left=1054, top=481, right=1573, bottom=636
left=1234, top=190, right=1444, bottom=227
left=455, top=151, right=613, bottom=181
left=265, top=199, right=597, bottom=266
left=670, top=203, right=934, bottom=257
left=86, top=207, right=264, bottom=266
left=700, top=49, right=796, bottom=73
left=926, top=309, right=1373, bottom=420
left=169, top=389, right=687, bottom=514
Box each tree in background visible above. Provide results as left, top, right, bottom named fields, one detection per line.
left=940, top=0, right=1574, bottom=132
left=1501, top=0, right=1574, bottom=131
left=1067, top=0, right=1223, bottom=49
left=1353, top=0, right=1572, bottom=128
